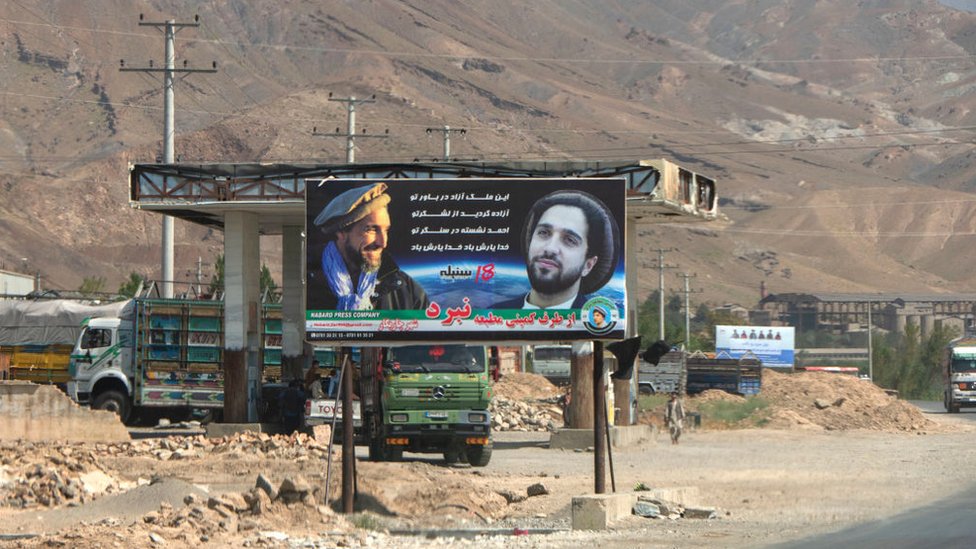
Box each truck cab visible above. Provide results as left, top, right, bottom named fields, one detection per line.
left=360, top=344, right=493, bottom=466
left=527, top=344, right=571, bottom=386
left=68, top=317, right=133, bottom=420
left=944, top=338, right=976, bottom=413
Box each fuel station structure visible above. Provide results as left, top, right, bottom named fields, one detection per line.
left=128, top=159, right=718, bottom=425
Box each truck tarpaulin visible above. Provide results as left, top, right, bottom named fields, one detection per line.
left=305, top=178, right=626, bottom=343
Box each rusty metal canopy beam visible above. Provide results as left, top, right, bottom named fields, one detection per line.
left=130, top=160, right=717, bottom=235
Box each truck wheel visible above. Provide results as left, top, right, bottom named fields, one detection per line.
left=443, top=449, right=461, bottom=464
left=950, top=401, right=961, bottom=414
left=466, top=443, right=492, bottom=467
left=93, top=390, right=131, bottom=424
left=386, top=447, right=404, bottom=461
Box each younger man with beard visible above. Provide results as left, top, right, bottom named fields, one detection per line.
left=493, top=190, right=619, bottom=309
left=307, top=182, right=429, bottom=311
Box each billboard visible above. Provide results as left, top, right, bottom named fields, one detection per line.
left=305, top=178, right=626, bottom=343
left=714, top=325, right=795, bottom=368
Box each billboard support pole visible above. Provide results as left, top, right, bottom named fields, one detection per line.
left=340, top=348, right=355, bottom=513
left=593, top=340, right=606, bottom=494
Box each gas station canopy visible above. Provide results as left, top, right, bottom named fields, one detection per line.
left=129, top=160, right=718, bottom=234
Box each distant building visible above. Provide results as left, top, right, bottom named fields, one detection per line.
left=0, top=269, right=36, bottom=297
left=710, top=303, right=749, bottom=321
left=758, top=292, right=976, bottom=337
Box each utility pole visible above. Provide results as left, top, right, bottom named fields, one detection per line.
left=121, top=14, right=216, bottom=299
left=651, top=248, right=677, bottom=340
left=313, top=94, right=389, bottom=163
left=867, top=299, right=873, bottom=382
left=425, top=125, right=467, bottom=160
left=677, top=272, right=700, bottom=349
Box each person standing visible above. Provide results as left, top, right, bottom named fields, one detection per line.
left=665, top=392, right=686, bottom=445
left=279, top=379, right=306, bottom=435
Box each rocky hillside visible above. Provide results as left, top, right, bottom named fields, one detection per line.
left=2, top=0, right=976, bottom=305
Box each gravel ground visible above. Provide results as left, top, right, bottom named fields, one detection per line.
left=4, top=408, right=976, bottom=548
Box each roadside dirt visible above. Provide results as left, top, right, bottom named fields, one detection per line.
left=2, top=373, right=973, bottom=548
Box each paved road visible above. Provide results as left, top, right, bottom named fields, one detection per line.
left=774, top=486, right=976, bottom=549
left=911, top=399, right=976, bottom=421
left=774, top=399, right=976, bottom=548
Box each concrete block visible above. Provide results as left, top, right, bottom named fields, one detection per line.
left=641, top=486, right=701, bottom=507
left=549, top=424, right=655, bottom=450
left=0, top=382, right=129, bottom=443
left=571, top=493, right=635, bottom=530
left=205, top=422, right=282, bottom=438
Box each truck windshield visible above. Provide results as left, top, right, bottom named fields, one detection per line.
left=951, top=356, right=976, bottom=373
left=80, top=327, right=112, bottom=350
left=535, top=346, right=571, bottom=362
left=388, top=345, right=485, bottom=374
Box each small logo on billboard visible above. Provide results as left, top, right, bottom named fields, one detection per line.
left=582, top=297, right=617, bottom=336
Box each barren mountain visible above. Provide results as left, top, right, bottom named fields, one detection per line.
left=2, top=0, right=976, bottom=306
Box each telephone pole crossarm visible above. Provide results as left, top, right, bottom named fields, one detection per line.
left=425, top=125, right=468, bottom=161
left=119, top=15, right=216, bottom=299
left=313, top=94, right=389, bottom=163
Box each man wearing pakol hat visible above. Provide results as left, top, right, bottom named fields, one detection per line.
left=591, top=305, right=609, bottom=329
left=493, top=189, right=620, bottom=309
left=308, top=182, right=429, bottom=311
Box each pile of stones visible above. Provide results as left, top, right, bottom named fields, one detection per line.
left=489, top=396, right=562, bottom=432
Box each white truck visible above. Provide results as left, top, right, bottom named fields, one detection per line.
left=943, top=337, right=976, bottom=413
left=68, top=297, right=283, bottom=423
left=527, top=344, right=572, bottom=385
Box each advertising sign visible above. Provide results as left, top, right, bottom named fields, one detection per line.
left=305, top=178, right=626, bottom=343
left=715, top=325, right=795, bottom=368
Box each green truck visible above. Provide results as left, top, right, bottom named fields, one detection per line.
left=353, top=344, right=494, bottom=466
left=67, top=298, right=289, bottom=423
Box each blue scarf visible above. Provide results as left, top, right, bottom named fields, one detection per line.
left=322, top=241, right=378, bottom=310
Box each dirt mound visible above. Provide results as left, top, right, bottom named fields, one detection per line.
left=493, top=372, right=561, bottom=401
left=349, top=461, right=510, bottom=526
left=693, top=389, right=746, bottom=404
left=759, top=369, right=937, bottom=432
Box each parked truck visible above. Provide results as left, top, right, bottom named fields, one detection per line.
left=526, top=344, right=572, bottom=386
left=345, top=344, right=494, bottom=466
left=638, top=349, right=762, bottom=396
left=0, top=299, right=127, bottom=386
left=638, top=350, right=685, bottom=394
left=943, top=337, right=976, bottom=413
left=67, top=297, right=285, bottom=423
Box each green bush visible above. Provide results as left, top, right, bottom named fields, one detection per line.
left=637, top=394, right=669, bottom=412
left=350, top=512, right=385, bottom=531
left=697, top=396, right=771, bottom=427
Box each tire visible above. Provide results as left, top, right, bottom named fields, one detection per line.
left=93, top=390, right=131, bottom=424
left=950, top=402, right=961, bottom=414
left=443, top=449, right=461, bottom=465
left=368, top=440, right=402, bottom=461
left=466, top=442, right=492, bottom=467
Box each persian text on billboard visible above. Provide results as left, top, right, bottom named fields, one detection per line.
left=305, top=178, right=627, bottom=343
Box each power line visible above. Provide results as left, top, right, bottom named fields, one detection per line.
left=119, top=14, right=217, bottom=299
left=4, top=17, right=976, bottom=66
left=4, top=86, right=975, bottom=148
left=312, top=94, right=389, bottom=163
left=717, top=226, right=976, bottom=238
